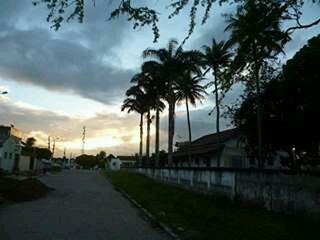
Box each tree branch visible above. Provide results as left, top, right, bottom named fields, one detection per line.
left=286, top=17, right=320, bottom=33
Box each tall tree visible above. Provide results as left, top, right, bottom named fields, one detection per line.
left=121, top=85, right=147, bottom=165
left=140, top=61, right=166, bottom=166
left=25, top=137, right=36, bottom=149
left=143, top=39, right=201, bottom=165
left=175, top=73, right=206, bottom=143
left=201, top=38, right=233, bottom=167
left=233, top=36, right=320, bottom=168
left=226, top=0, right=290, bottom=167
left=130, top=69, right=165, bottom=165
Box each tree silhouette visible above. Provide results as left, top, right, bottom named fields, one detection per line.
left=232, top=35, right=320, bottom=169
left=176, top=73, right=206, bottom=143
left=34, top=0, right=320, bottom=43
left=226, top=0, right=290, bottom=167
left=142, top=39, right=202, bottom=165
left=139, top=61, right=166, bottom=166
left=25, top=137, right=36, bottom=149
left=121, top=85, right=147, bottom=165
left=201, top=38, right=233, bottom=167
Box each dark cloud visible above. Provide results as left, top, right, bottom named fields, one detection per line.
left=0, top=0, right=134, bottom=104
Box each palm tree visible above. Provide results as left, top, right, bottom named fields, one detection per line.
left=225, top=0, right=290, bottom=167
left=201, top=38, right=233, bottom=167
left=141, top=61, right=166, bottom=166
left=143, top=39, right=202, bottom=165
left=175, top=73, right=206, bottom=166
left=131, top=67, right=165, bottom=166
left=176, top=73, right=206, bottom=143
left=121, top=85, right=147, bottom=165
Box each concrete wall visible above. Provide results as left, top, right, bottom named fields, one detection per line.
left=134, top=167, right=320, bottom=215
left=0, top=137, right=21, bottom=171
left=19, top=155, right=31, bottom=171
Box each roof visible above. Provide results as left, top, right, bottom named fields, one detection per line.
left=173, top=128, right=239, bottom=157
left=0, top=126, right=10, bottom=146
left=106, top=154, right=116, bottom=160
left=117, top=155, right=136, bottom=162
left=0, top=126, right=22, bottom=147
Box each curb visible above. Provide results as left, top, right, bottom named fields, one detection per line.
left=114, top=187, right=180, bottom=240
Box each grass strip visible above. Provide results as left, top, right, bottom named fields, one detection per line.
left=105, top=170, right=319, bottom=240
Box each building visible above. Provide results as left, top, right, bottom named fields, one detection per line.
left=173, top=128, right=288, bottom=169
left=19, top=147, right=51, bottom=172
left=0, top=126, right=22, bottom=172
left=173, top=128, right=247, bottom=168
left=117, top=155, right=136, bottom=168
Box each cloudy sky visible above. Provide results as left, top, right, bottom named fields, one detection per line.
left=0, top=0, right=319, bottom=157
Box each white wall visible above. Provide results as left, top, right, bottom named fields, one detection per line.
left=19, top=155, right=32, bottom=171
left=0, top=137, right=21, bottom=171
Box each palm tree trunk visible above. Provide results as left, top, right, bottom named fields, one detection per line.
left=168, top=96, right=175, bottom=167
left=186, top=98, right=192, bottom=166
left=255, top=63, right=263, bottom=168
left=213, top=70, right=221, bottom=168
left=253, top=46, right=263, bottom=168
left=146, top=109, right=151, bottom=165
left=139, top=113, right=144, bottom=166
left=186, top=99, right=192, bottom=142
left=155, top=105, right=160, bottom=167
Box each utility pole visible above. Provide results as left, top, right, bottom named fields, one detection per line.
left=52, top=138, right=56, bottom=159
left=82, top=126, right=86, bottom=155
left=48, top=136, right=51, bottom=150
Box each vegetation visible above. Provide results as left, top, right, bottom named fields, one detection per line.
left=106, top=171, right=320, bottom=240
left=201, top=38, right=233, bottom=166
left=75, top=154, right=100, bottom=169
left=142, top=39, right=203, bottom=165
left=34, top=0, right=320, bottom=167
left=121, top=85, right=148, bottom=165
left=34, top=1, right=320, bottom=43
left=232, top=35, right=320, bottom=168
left=119, top=2, right=319, bottom=168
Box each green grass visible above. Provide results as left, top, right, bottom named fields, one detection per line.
left=105, top=170, right=319, bottom=240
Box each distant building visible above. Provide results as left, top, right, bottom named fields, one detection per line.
left=117, top=155, right=136, bottom=168
left=0, top=126, right=22, bottom=172
left=19, top=147, right=51, bottom=172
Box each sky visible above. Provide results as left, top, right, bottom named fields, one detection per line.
left=0, top=0, right=319, bottom=157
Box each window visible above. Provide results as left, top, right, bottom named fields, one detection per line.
left=9, top=153, right=12, bottom=159
left=4, top=152, right=7, bottom=159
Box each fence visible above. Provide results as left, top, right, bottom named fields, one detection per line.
left=132, top=167, right=320, bottom=215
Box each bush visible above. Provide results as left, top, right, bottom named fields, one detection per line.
left=51, top=165, right=62, bottom=172
left=0, top=168, right=10, bottom=177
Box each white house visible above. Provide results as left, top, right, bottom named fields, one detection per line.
left=105, top=154, right=123, bottom=170
left=117, top=155, right=136, bottom=168
left=0, top=126, right=22, bottom=172
left=173, top=128, right=284, bottom=169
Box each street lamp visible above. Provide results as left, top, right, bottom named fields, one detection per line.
left=1, top=91, right=8, bottom=95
